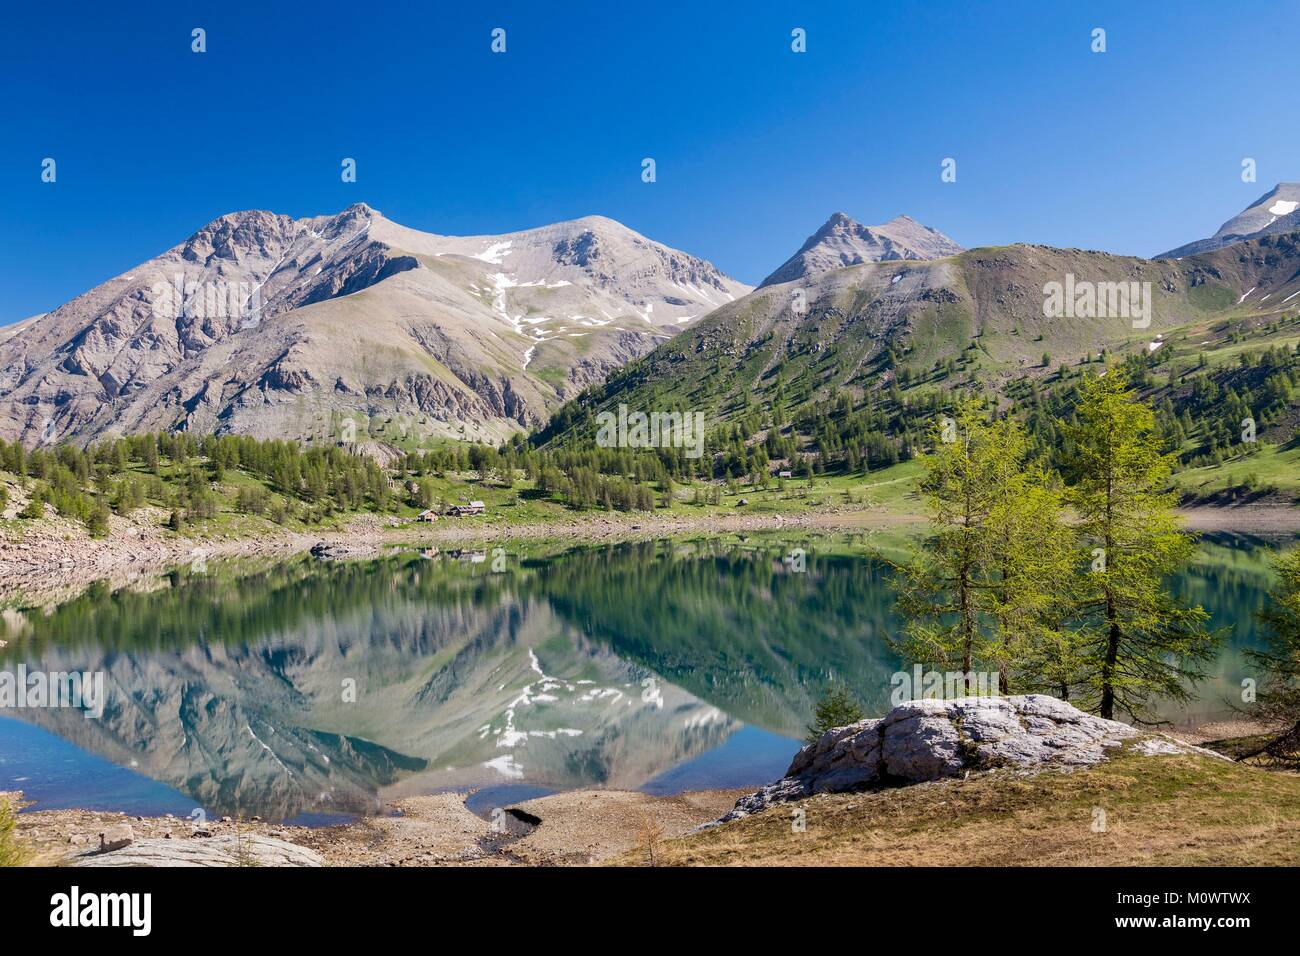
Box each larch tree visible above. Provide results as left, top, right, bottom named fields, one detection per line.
left=892, top=401, right=1071, bottom=693
left=1062, top=371, right=1215, bottom=721
left=983, top=464, right=1079, bottom=696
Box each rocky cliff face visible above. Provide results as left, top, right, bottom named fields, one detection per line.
left=0, top=205, right=750, bottom=446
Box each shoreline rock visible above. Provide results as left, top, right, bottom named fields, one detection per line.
left=5, top=788, right=744, bottom=867
left=309, top=541, right=378, bottom=561
left=712, top=694, right=1222, bottom=825
left=75, top=834, right=324, bottom=867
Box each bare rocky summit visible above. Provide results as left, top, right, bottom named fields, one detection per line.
left=759, top=211, right=962, bottom=287
left=0, top=204, right=749, bottom=446
left=714, top=695, right=1222, bottom=824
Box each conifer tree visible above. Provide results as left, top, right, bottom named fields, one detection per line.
left=1062, top=372, right=1215, bottom=720
left=892, top=401, right=1073, bottom=692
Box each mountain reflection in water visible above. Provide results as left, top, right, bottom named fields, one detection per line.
left=0, top=533, right=1286, bottom=821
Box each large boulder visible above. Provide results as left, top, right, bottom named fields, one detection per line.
left=97, top=823, right=135, bottom=853
left=74, top=834, right=324, bottom=867
left=715, top=695, right=1189, bottom=824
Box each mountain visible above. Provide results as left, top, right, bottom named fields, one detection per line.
left=0, top=205, right=749, bottom=446
left=541, top=228, right=1300, bottom=445
left=759, top=212, right=963, bottom=287
left=1158, top=183, right=1300, bottom=258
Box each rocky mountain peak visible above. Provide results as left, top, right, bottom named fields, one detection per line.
left=760, top=211, right=963, bottom=287
left=1158, top=181, right=1300, bottom=258
left=180, top=210, right=297, bottom=265
left=0, top=204, right=751, bottom=446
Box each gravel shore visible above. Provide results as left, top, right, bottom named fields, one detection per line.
left=3, top=787, right=748, bottom=867
left=4, top=501, right=1296, bottom=606
left=0, top=505, right=918, bottom=603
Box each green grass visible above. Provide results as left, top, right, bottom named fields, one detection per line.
left=1, top=456, right=929, bottom=546
left=629, top=747, right=1300, bottom=867
left=0, top=426, right=1288, bottom=552
left=0, top=796, right=30, bottom=867
left=1186, top=282, right=1241, bottom=314
left=1177, top=443, right=1300, bottom=498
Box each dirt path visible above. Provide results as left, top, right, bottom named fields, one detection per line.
left=1176, top=504, right=1300, bottom=535
left=0, top=510, right=385, bottom=605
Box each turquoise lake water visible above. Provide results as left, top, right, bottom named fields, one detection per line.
left=0, top=532, right=1289, bottom=822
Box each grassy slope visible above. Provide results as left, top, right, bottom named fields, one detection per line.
left=538, top=235, right=1300, bottom=504
left=1179, top=444, right=1300, bottom=499
left=628, top=746, right=1300, bottom=866
left=545, top=239, right=1297, bottom=425
left=0, top=795, right=28, bottom=867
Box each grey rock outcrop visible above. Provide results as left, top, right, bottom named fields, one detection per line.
left=716, top=695, right=1151, bottom=823
left=97, top=823, right=134, bottom=852
left=75, top=834, right=323, bottom=867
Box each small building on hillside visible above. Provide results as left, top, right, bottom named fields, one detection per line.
left=777, top=469, right=794, bottom=479
left=447, top=501, right=486, bottom=517
left=416, top=509, right=438, bottom=522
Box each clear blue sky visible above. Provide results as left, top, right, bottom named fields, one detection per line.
left=3, top=0, right=1297, bottom=322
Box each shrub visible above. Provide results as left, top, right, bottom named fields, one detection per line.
left=18, top=489, right=45, bottom=520
left=86, top=502, right=111, bottom=538
left=0, top=797, right=30, bottom=867
left=806, top=685, right=866, bottom=742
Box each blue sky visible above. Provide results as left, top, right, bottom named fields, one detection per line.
left=3, top=0, right=1297, bottom=322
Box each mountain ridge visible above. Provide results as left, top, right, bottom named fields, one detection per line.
left=539, top=228, right=1300, bottom=450
left=0, top=204, right=750, bottom=446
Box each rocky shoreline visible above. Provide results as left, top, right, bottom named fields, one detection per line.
left=2, top=700, right=1266, bottom=868
left=4, top=502, right=1296, bottom=606
left=3, top=787, right=747, bottom=868
left=0, top=505, right=915, bottom=604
